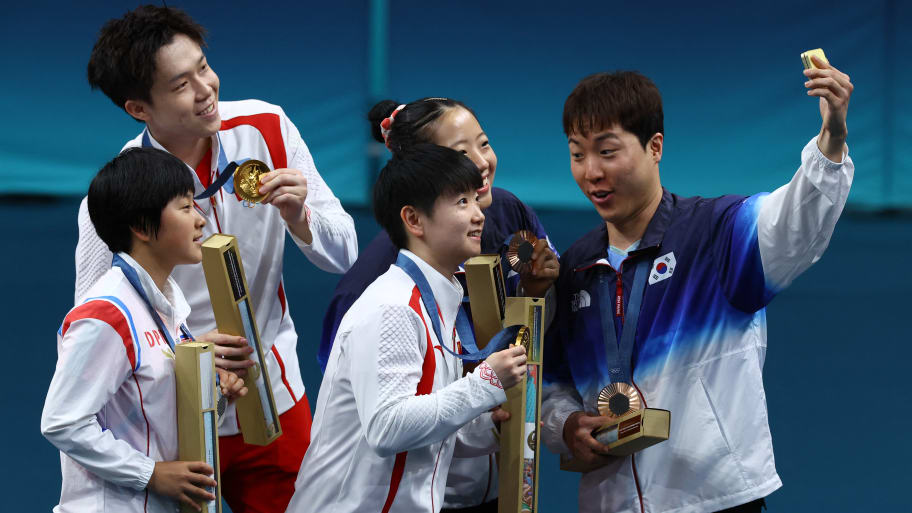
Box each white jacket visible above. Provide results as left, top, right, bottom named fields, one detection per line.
left=286, top=251, right=505, bottom=513
left=42, top=253, right=190, bottom=512
left=74, top=100, right=358, bottom=433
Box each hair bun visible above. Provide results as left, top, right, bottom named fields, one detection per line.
left=367, top=99, right=401, bottom=143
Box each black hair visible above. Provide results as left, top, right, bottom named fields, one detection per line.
left=368, top=97, right=477, bottom=154
left=87, top=5, right=207, bottom=114
left=88, top=147, right=195, bottom=254
left=563, top=71, right=664, bottom=148
left=373, top=144, right=483, bottom=249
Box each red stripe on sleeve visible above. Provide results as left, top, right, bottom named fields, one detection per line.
left=381, top=452, right=408, bottom=513
left=62, top=300, right=136, bottom=370
left=277, top=280, right=287, bottom=317
left=271, top=345, right=298, bottom=403
left=409, top=286, right=436, bottom=395
left=220, top=113, right=288, bottom=168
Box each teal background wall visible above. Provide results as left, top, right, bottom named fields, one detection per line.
left=3, top=1, right=911, bottom=511
left=2, top=1, right=910, bottom=208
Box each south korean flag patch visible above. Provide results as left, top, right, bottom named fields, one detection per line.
left=649, top=252, right=676, bottom=285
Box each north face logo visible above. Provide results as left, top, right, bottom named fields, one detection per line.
left=571, top=290, right=591, bottom=312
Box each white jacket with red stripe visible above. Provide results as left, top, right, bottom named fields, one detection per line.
left=286, top=250, right=506, bottom=513
left=74, top=100, right=358, bottom=433
left=42, top=253, right=189, bottom=512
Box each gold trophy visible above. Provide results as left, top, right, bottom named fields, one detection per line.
left=465, top=236, right=547, bottom=513
left=592, top=383, right=669, bottom=454
left=500, top=296, right=545, bottom=513
left=175, top=342, right=222, bottom=513
left=559, top=383, right=670, bottom=473
left=201, top=234, right=282, bottom=446
left=464, top=254, right=507, bottom=349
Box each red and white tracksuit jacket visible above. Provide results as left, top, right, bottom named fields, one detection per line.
left=74, top=100, right=358, bottom=433
left=286, top=250, right=505, bottom=513
left=42, top=253, right=190, bottom=512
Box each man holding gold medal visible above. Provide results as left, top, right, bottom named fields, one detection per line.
left=75, top=5, right=358, bottom=512
left=542, top=56, right=853, bottom=512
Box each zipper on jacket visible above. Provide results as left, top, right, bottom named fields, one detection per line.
left=480, top=453, right=493, bottom=503
left=631, top=453, right=645, bottom=513
left=631, top=376, right=648, bottom=513
left=430, top=441, right=446, bottom=511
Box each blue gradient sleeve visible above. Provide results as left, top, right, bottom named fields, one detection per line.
left=712, top=193, right=777, bottom=313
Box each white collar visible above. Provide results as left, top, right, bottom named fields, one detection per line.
left=141, top=127, right=221, bottom=192
left=116, top=252, right=191, bottom=326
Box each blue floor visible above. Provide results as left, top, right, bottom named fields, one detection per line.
left=7, top=197, right=910, bottom=511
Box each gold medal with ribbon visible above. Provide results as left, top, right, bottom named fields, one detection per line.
left=233, top=159, right=270, bottom=203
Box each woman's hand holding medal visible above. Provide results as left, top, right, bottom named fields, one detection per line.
left=520, top=239, right=559, bottom=298
left=507, top=231, right=559, bottom=298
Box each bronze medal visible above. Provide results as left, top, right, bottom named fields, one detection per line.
left=597, top=382, right=642, bottom=420
left=233, top=159, right=269, bottom=203
left=506, top=230, right=538, bottom=274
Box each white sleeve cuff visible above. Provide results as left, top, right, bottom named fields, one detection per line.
left=134, top=455, right=156, bottom=491
left=470, top=362, right=508, bottom=405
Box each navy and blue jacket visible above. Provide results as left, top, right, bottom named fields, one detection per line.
left=540, top=137, right=854, bottom=513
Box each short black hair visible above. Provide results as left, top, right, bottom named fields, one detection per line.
left=87, top=5, right=207, bottom=113
left=373, top=144, right=482, bottom=249
left=88, top=147, right=195, bottom=254
left=563, top=71, right=664, bottom=148
left=368, top=98, right=477, bottom=154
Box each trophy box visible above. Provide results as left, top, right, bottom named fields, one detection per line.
left=592, top=407, right=670, bottom=455
left=499, top=297, right=546, bottom=513
left=201, top=234, right=282, bottom=446
left=175, top=342, right=221, bottom=513
left=559, top=407, right=671, bottom=473
left=465, top=252, right=547, bottom=513
left=464, top=255, right=507, bottom=349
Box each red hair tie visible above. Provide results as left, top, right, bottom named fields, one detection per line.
left=379, top=104, right=406, bottom=148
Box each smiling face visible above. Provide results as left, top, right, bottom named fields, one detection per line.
left=147, top=192, right=207, bottom=268
left=125, top=33, right=220, bottom=149
left=419, top=190, right=485, bottom=272
left=431, top=107, right=498, bottom=209
left=569, top=124, right=663, bottom=227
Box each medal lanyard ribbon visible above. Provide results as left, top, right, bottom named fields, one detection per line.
left=112, top=254, right=193, bottom=352
left=598, top=257, right=650, bottom=385
left=141, top=131, right=241, bottom=201
left=395, top=253, right=521, bottom=362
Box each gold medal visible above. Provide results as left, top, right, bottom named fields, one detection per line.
left=506, top=230, right=538, bottom=273
left=233, top=159, right=270, bottom=203
left=597, top=382, right=642, bottom=420
left=514, top=326, right=531, bottom=353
